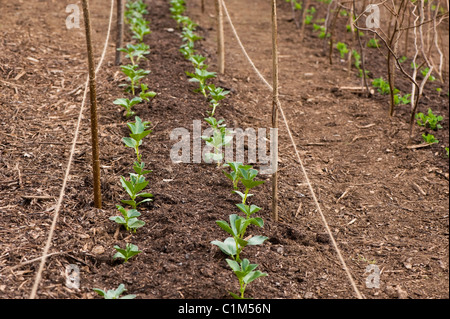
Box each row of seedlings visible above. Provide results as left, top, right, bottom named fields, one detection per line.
left=169, top=0, right=269, bottom=299
left=94, top=0, right=155, bottom=299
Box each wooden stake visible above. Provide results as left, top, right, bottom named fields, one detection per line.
left=215, top=0, right=225, bottom=74
left=115, top=0, right=125, bottom=66
left=271, top=0, right=279, bottom=222
left=82, top=0, right=102, bottom=209
left=201, top=0, right=205, bottom=13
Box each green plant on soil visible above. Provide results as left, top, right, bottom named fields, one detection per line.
left=421, top=67, right=436, bottom=82
left=336, top=42, right=349, bottom=59
left=179, top=42, right=196, bottom=60
left=130, top=17, right=151, bottom=42
left=372, top=77, right=399, bottom=95
left=285, top=0, right=302, bottom=11
left=233, top=166, right=265, bottom=204
left=202, top=118, right=232, bottom=165
left=93, top=284, right=136, bottom=299
left=118, top=43, right=150, bottom=66
left=181, top=27, right=203, bottom=44
left=121, top=117, right=153, bottom=209
left=139, top=83, right=157, bottom=101
left=185, top=67, right=217, bottom=97
left=305, top=6, right=316, bottom=25
left=367, top=38, right=380, bottom=48
left=122, top=116, right=152, bottom=162
left=416, top=109, right=444, bottom=130
left=113, top=243, right=142, bottom=263
left=109, top=205, right=145, bottom=233
left=120, top=64, right=150, bottom=96
left=188, top=54, right=208, bottom=70
left=125, top=0, right=148, bottom=21
left=223, top=162, right=253, bottom=190
left=394, top=93, right=411, bottom=106
left=422, top=133, right=439, bottom=144
left=113, top=97, right=143, bottom=118
left=207, top=84, right=230, bottom=116
left=211, top=165, right=268, bottom=299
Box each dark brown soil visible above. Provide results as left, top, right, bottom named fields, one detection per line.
left=0, top=0, right=448, bottom=301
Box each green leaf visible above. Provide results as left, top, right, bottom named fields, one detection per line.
left=113, top=98, right=129, bottom=107
left=242, top=180, right=265, bottom=190
left=120, top=177, right=135, bottom=197
left=128, top=218, right=146, bottom=229
left=211, top=237, right=237, bottom=257
left=133, top=179, right=149, bottom=194
left=226, top=259, right=241, bottom=272
left=127, top=209, right=141, bottom=218
left=120, top=199, right=137, bottom=208
left=122, top=137, right=138, bottom=149
left=137, top=192, right=154, bottom=198
left=137, top=198, right=153, bottom=206
left=109, top=216, right=126, bottom=225
left=93, top=288, right=106, bottom=296
left=233, top=190, right=253, bottom=201
left=247, top=235, right=269, bottom=246
left=216, top=220, right=235, bottom=236
left=243, top=270, right=268, bottom=284
left=113, top=251, right=126, bottom=260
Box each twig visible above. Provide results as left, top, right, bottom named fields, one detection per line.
left=1, top=252, right=66, bottom=273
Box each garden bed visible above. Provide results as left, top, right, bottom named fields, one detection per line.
left=0, top=0, right=448, bottom=300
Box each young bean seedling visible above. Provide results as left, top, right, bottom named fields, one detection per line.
left=394, top=93, right=411, bottom=106
left=130, top=18, right=151, bottom=42
left=223, top=162, right=253, bottom=190
left=109, top=205, right=145, bottom=232
left=212, top=164, right=268, bottom=299
left=113, top=97, right=143, bottom=118
left=202, top=121, right=232, bottom=165
left=181, top=27, right=203, bottom=45
left=118, top=43, right=150, bottom=66
left=179, top=43, right=196, bottom=60
left=185, top=68, right=217, bottom=97
left=207, top=84, right=230, bottom=116
left=189, top=55, right=208, bottom=70
left=233, top=166, right=265, bottom=204
left=113, top=243, right=142, bottom=263
left=125, top=0, right=148, bottom=21
left=139, top=83, right=157, bottom=102
left=122, top=116, right=152, bottom=162
left=421, top=67, right=436, bottom=82
left=93, top=284, right=136, bottom=299
left=120, top=64, right=150, bottom=96
left=121, top=117, right=154, bottom=209
left=226, top=258, right=268, bottom=299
